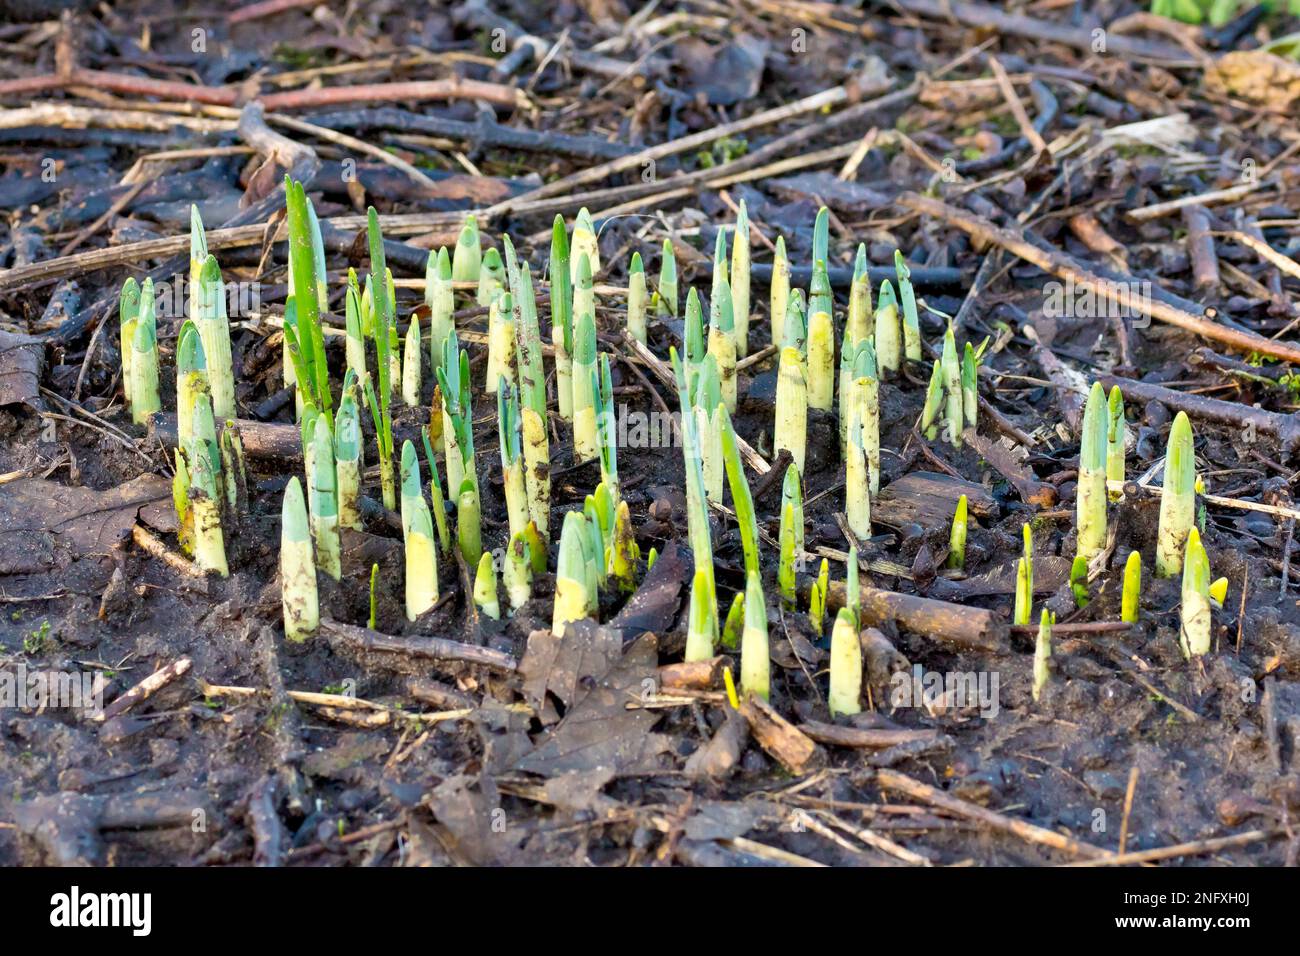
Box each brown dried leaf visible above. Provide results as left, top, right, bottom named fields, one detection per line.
left=1205, top=51, right=1300, bottom=112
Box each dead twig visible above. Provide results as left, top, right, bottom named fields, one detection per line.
left=900, top=193, right=1300, bottom=367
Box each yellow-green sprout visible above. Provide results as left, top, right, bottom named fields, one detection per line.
left=657, top=238, right=678, bottom=318
left=627, top=252, right=647, bottom=344
left=1156, top=412, right=1195, bottom=578
left=774, top=346, right=808, bottom=476
left=847, top=244, right=873, bottom=350
left=1077, top=382, right=1108, bottom=561
left=920, top=359, right=943, bottom=440
left=1107, top=385, right=1125, bottom=502
left=129, top=279, right=160, bottom=424
left=1032, top=608, right=1053, bottom=701
left=550, top=216, right=574, bottom=422
left=176, top=320, right=207, bottom=450
left=402, top=309, right=422, bottom=406
left=452, top=214, right=481, bottom=283
left=1180, top=527, right=1212, bottom=657
left=608, top=500, right=640, bottom=593
left=570, top=207, right=600, bottom=282
left=806, top=301, right=834, bottom=411
left=948, top=494, right=968, bottom=570
left=196, top=254, right=235, bottom=420
left=553, top=510, right=590, bottom=636
left=961, top=341, right=978, bottom=432
left=119, top=278, right=141, bottom=413
left=485, top=291, right=515, bottom=396
left=940, top=322, right=962, bottom=447
left=708, top=270, right=739, bottom=412
left=474, top=551, right=500, bottom=620
left=828, top=607, right=862, bottom=717
left=476, top=245, right=505, bottom=307
left=731, top=200, right=751, bottom=357
left=874, top=279, right=901, bottom=376
left=457, top=477, right=481, bottom=569
left=685, top=568, right=718, bottom=662
left=503, top=531, right=533, bottom=612
left=1121, top=550, right=1141, bottom=623
left=740, top=571, right=769, bottom=701
left=405, top=498, right=439, bottom=621
left=895, top=250, right=922, bottom=362
left=281, top=476, right=318, bottom=641
left=426, top=247, right=454, bottom=372
left=335, top=389, right=362, bottom=531
left=721, top=590, right=745, bottom=651
left=571, top=308, right=599, bottom=463
left=770, top=236, right=789, bottom=349
left=809, top=558, right=829, bottom=635
left=308, top=415, right=340, bottom=581
left=1070, top=554, right=1089, bottom=608
left=498, top=379, right=529, bottom=541
left=1014, top=524, right=1033, bottom=626
left=187, top=435, right=227, bottom=578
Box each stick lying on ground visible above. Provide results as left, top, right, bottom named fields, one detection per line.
left=152, top=413, right=301, bottom=462
left=96, top=657, right=192, bottom=722
left=1098, top=373, right=1300, bottom=455
left=899, top=193, right=1300, bottom=367
left=318, top=618, right=518, bottom=673
left=875, top=768, right=1111, bottom=860
left=818, top=580, right=1008, bottom=652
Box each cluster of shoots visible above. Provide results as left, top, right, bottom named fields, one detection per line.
left=551, top=483, right=640, bottom=635
left=136, top=206, right=246, bottom=580
left=162, top=197, right=911, bottom=726
left=920, top=324, right=984, bottom=448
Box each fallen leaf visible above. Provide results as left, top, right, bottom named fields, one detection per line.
left=607, top=540, right=691, bottom=640
left=928, top=555, right=1072, bottom=602
left=515, top=625, right=670, bottom=777
left=1205, top=51, right=1300, bottom=111
left=676, top=34, right=769, bottom=106
left=427, top=774, right=518, bottom=866
left=0, top=475, right=169, bottom=574
left=874, top=472, right=996, bottom=531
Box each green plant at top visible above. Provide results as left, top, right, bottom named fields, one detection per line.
left=718, top=405, right=759, bottom=578
left=670, top=345, right=717, bottom=641
left=895, top=250, right=922, bottom=362
left=509, top=258, right=551, bottom=539
left=436, top=331, right=478, bottom=511
left=1077, top=382, right=1109, bottom=561
left=550, top=215, right=574, bottom=422
left=360, top=207, right=396, bottom=509
left=593, top=353, right=619, bottom=500
left=282, top=176, right=331, bottom=426
left=498, top=378, right=529, bottom=542
left=656, top=237, right=678, bottom=318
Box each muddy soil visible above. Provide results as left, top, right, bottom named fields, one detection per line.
left=2, top=1, right=1300, bottom=866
